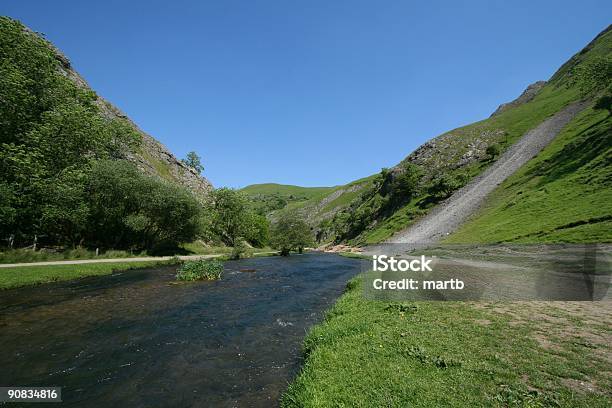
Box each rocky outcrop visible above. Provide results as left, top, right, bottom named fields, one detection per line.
left=47, top=36, right=213, bottom=197
left=490, top=81, right=547, bottom=117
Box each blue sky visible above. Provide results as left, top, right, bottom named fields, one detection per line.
left=3, top=1, right=611, bottom=188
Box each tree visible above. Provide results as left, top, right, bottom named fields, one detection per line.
left=594, top=95, right=612, bottom=115
left=208, top=188, right=250, bottom=246
left=270, top=211, right=314, bottom=256
left=87, top=160, right=201, bottom=250
left=486, top=143, right=501, bottom=160
left=392, top=162, right=422, bottom=199
left=182, top=151, right=204, bottom=174
left=428, top=174, right=463, bottom=200
left=244, top=213, right=270, bottom=248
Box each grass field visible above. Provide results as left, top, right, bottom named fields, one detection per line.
left=283, top=276, right=611, bottom=407
left=446, top=107, right=612, bottom=244
left=0, top=260, right=179, bottom=290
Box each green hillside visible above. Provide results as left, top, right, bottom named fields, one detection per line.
left=290, top=25, right=612, bottom=246
left=241, top=183, right=335, bottom=215
left=446, top=106, right=612, bottom=243
left=241, top=183, right=333, bottom=199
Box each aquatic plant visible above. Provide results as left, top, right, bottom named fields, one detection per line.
left=176, top=259, right=223, bottom=281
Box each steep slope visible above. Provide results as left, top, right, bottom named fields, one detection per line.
left=391, top=101, right=587, bottom=245
left=289, top=24, right=611, bottom=246
left=9, top=18, right=212, bottom=196
left=446, top=105, right=611, bottom=244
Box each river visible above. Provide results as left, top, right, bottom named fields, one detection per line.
left=0, top=253, right=364, bottom=407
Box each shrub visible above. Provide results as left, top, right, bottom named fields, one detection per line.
left=229, top=238, right=253, bottom=260
left=428, top=174, right=464, bottom=199
left=486, top=143, right=501, bottom=160
left=176, top=259, right=223, bottom=281
left=594, top=94, right=612, bottom=114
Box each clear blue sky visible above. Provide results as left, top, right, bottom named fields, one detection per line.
left=3, top=1, right=611, bottom=188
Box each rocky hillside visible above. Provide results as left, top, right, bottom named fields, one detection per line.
left=280, top=24, right=611, bottom=246
left=44, top=25, right=213, bottom=196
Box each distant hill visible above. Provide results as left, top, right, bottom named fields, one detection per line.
left=240, top=183, right=335, bottom=215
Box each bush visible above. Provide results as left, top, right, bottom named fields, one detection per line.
left=229, top=238, right=253, bottom=260
left=428, top=174, right=464, bottom=199
left=486, top=143, right=501, bottom=160
left=594, top=94, right=612, bottom=114
left=176, top=259, right=223, bottom=281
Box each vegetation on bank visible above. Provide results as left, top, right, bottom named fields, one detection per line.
left=176, top=259, right=223, bottom=281
left=282, top=276, right=611, bottom=407
left=270, top=211, right=314, bottom=256
left=0, top=259, right=180, bottom=289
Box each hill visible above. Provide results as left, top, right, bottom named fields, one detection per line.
left=240, top=183, right=335, bottom=215
left=0, top=17, right=212, bottom=249
left=281, top=25, right=611, bottom=246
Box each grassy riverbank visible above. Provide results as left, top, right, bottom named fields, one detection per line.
left=282, top=276, right=611, bottom=407
left=0, top=260, right=178, bottom=290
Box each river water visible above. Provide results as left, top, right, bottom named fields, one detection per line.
left=0, top=253, right=363, bottom=407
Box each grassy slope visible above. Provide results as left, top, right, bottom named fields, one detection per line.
left=241, top=183, right=334, bottom=198
left=447, top=107, right=612, bottom=244
left=283, top=277, right=611, bottom=407
left=0, top=261, right=173, bottom=289
left=344, top=84, right=579, bottom=245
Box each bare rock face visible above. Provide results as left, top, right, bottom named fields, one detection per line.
left=48, top=38, right=213, bottom=197
left=490, top=81, right=547, bottom=117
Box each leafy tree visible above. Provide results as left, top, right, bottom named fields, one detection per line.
left=392, top=162, right=422, bottom=199
left=428, top=174, right=463, bottom=199
left=244, top=213, right=270, bottom=248
left=594, top=95, right=612, bottom=115
left=182, top=151, right=204, bottom=174
left=86, top=160, right=201, bottom=250
left=208, top=188, right=251, bottom=246
left=270, top=211, right=314, bottom=256
left=486, top=143, right=501, bottom=160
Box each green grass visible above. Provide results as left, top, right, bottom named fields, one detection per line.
left=241, top=183, right=334, bottom=198
left=447, top=107, right=612, bottom=244
left=0, top=248, right=144, bottom=264
left=283, top=276, right=611, bottom=407
left=0, top=260, right=176, bottom=289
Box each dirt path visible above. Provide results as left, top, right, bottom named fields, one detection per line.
left=388, top=101, right=587, bottom=246
left=0, top=252, right=276, bottom=268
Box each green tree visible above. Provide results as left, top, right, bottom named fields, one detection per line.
left=594, top=95, right=612, bottom=115
left=392, top=162, right=422, bottom=199
left=428, top=174, right=463, bottom=200
left=182, top=151, right=204, bottom=174
left=244, top=213, right=270, bottom=248
left=208, top=188, right=251, bottom=246
left=270, top=211, right=314, bottom=256
left=486, top=143, right=501, bottom=160
left=87, top=160, right=201, bottom=250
